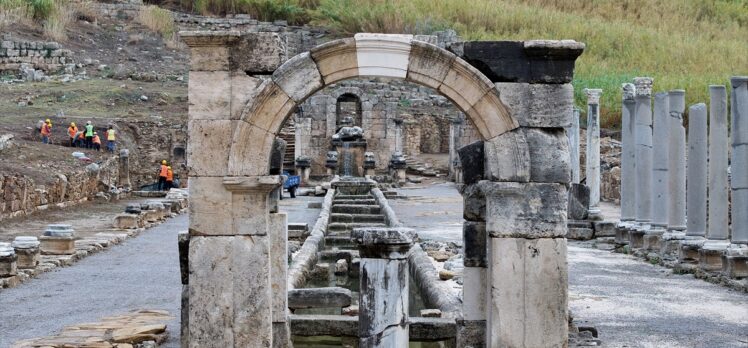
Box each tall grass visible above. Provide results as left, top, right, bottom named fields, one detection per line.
left=136, top=5, right=182, bottom=48
left=0, top=0, right=93, bottom=40
left=174, top=0, right=311, bottom=24
left=311, top=0, right=748, bottom=128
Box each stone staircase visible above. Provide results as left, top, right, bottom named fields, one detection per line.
left=278, top=119, right=296, bottom=171
left=325, top=193, right=386, bottom=246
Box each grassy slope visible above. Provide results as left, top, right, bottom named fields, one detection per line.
left=311, top=0, right=748, bottom=128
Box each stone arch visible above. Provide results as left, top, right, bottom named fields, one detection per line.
left=228, top=34, right=518, bottom=176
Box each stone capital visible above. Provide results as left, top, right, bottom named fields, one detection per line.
left=622, top=83, right=635, bottom=102
left=584, top=88, right=603, bottom=105
left=731, top=76, right=748, bottom=89
left=352, top=227, right=416, bottom=259
left=633, top=77, right=653, bottom=97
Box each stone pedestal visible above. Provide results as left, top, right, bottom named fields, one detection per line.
left=721, top=246, right=748, bottom=278
left=352, top=227, right=414, bottom=348
left=615, top=223, right=631, bottom=246
left=699, top=241, right=730, bottom=271
left=40, top=224, right=76, bottom=255
left=628, top=227, right=646, bottom=250
left=679, top=238, right=705, bottom=264
left=660, top=231, right=686, bottom=258
left=295, top=156, right=312, bottom=184
left=0, top=243, right=17, bottom=277
left=118, top=149, right=131, bottom=190
left=114, top=213, right=141, bottom=229
left=12, top=236, right=40, bottom=269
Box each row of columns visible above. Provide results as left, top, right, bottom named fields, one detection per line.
left=613, top=76, right=748, bottom=275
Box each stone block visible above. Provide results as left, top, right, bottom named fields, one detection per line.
left=187, top=119, right=234, bottom=176
left=593, top=221, right=616, bottom=238
left=457, top=40, right=584, bottom=84
left=269, top=212, right=288, bottom=323
left=628, top=229, right=645, bottom=249
left=459, top=183, right=486, bottom=222
left=466, top=89, right=518, bottom=140
left=310, top=38, right=359, bottom=85
left=699, top=248, right=725, bottom=271
left=188, top=71, right=231, bottom=120
left=484, top=128, right=530, bottom=182
left=228, top=122, right=275, bottom=176
left=188, top=235, right=272, bottom=347
left=354, top=33, right=412, bottom=78
left=567, top=227, right=593, bottom=240
left=463, top=221, right=487, bottom=267
left=642, top=231, right=664, bottom=251
left=679, top=239, right=704, bottom=263
left=178, top=231, right=189, bottom=285
left=114, top=213, right=140, bottom=229
left=230, top=72, right=264, bottom=120
left=567, top=183, right=590, bottom=220
left=488, top=237, right=568, bottom=348
left=456, top=319, right=486, bottom=348
left=721, top=255, right=748, bottom=278
left=406, top=40, right=455, bottom=90
left=288, top=287, right=352, bottom=309
left=189, top=46, right=230, bottom=71
left=189, top=177, right=233, bottom=236
left=525, top=127, right=571, bottom=183
left=494, top=82, right=574, bottom=128
left=479, top=181, right=567, bottom=238
left=272, top=52, right=323, bottom=103
left=39, top=236, right=76, bottom=255
left=0, top=254, right=17, bottom=277
left=457, top=140, right=485, bottom=185
left=15, top=248, right=39, bottom=269
left=231, top=32, right=285, bottom=74
left=462, top=267, right=487, bottom=320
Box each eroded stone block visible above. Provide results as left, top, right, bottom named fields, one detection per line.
left=188, top=71, right=231, bottom=120
left=406, top=40, right=455, bottom=90
left=272, top=52, right=323, bottom=103
left=463, top=221, right=487, bottom=267
left=114, top=213, right=140, bottom=229
left=488, top=237, right=567, bottom=348
left=269, top=212, right=288, bottom=323
left=39, top=236, right=76, bottom=255
left=494, top=82, right=573, bottom=128
left=310, top=38, right=359, bottom=84
left=228, top=122, right=275, bottom=176
left=231, top=32, right=285, bottom=74
left=187, top=119, right=234, bottom=176
left=457, top=140, right=485, bottom=185
left=479, top=181, right=567, bottom=238
left=484, top=129, right=530, bottom=182
left=188, top=235, right=272, bottom=347
left=354, top=33, right=412, bottom=78
left=525, top=127, right=571, bottom=183
left=462, top=267, right=487, bottom=320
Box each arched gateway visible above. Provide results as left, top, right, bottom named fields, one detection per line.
left=182, top=31, right=584, bottom=347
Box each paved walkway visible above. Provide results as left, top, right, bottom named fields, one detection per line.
left=393, top=181, right=748, bottom=348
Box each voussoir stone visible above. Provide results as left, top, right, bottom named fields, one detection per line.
left=310, top=38, right=359, bottom=85
left=406, top=40, right=456, bottom=90
left=494, top=82, right=573, bottom=128
left=478, top=181, right=567, bottom=238
left=272, top=52, right=324, bottom=103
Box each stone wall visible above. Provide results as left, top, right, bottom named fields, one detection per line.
left=116, top=120, right=188, bottom=189
left=0, top=36, right=74, bottom=74
left=0, top=157, right=118, bottom=222
left=293, top=78, right=478, bottom=175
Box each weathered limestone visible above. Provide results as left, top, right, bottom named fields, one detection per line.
left=525, top=128, right=571, bottom=184
left=12, top=236, right=40, bottom=269
left=479, top=181, right=567, bottom=238
left=188, top=235, right=273, bottom=347
left=570, top=107, right=581, bottom=183
left=114, top=213, right=140, bottom=229
left=40, top=224, right=76, bottom=255
left=462, top=219, right=487, bottom=345
left=352, top=227, right=414, bottom=347
left=667, top=91, right=687, bottom=233
left=355, top=33, right=412, bottom=78
left=0, top=243, right=17, bottom=277
left=686, top=104, right=708, bottom=237
left=272, top=52, right=324, bottom=103
left=707, top=86, right=730, bottom=242
left=269, top=212, right=289, bottom=347
left=643, top=92, right=670, bottom=250
left=483, top=130, right=529, bottom=183
left=618, top=83, right=637, bottom=245
left=494, top=82, right=574, bottom=128
left=633, top=77, right=653, bottom=226
left=731, top=76, right=748, bottom=245
left=287, top=287, right=353, bottom=309
left=118, top=149, right=131, bottom=190
left=309, top=38, right=358, bottom=84
left=488, top=237, right=568, bottom=348
left=585, top=88, right=603, bottom=220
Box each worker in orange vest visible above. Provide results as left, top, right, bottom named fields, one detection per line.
left=40, top=119, right=52, bottom=144
left=158, top=160, right=168, bottom=191
left=67, top=122, right=77, bottom=147
left=92, top=132, right=102, bottom=151
left=166, top=166, right=174, bottom=190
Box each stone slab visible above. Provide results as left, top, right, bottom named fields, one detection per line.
left=354, top=33, right=412, bottom=78
left=524, top=127, right=571, bottom=183
left=287, top=287, right=353, bottom=309
left=462, top=267, right=487, bottom=320
left=484, top=129, right=530, bottom=182
left=480, top=181, right=568, bottom=238
left=494, top=82, right=574, bottom=128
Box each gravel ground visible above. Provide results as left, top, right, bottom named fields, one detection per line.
left=394, top=180, right=748, bottom=348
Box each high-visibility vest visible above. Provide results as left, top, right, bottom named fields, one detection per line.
left=41, top=124, right=51, bottom=135
left=78, top=132, right=85, bottom=140
left=68, top=126, right=77, bottom=138
left=93, top=135, right=101, bottom=144
left=159, top=165, right=168, bottom=177
left=85, top=124, right=94, bottom=137
left=166, top=169, right=174, bottom=181
left=107, top=129, right=116, bottom=141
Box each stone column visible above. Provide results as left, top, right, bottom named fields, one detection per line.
left=449, top=117, right=463, bottom=181
left=643, top=92, right=670, bottom=251
left=680, top=104, right=709, bottom=263
left=617, top=84, right=637, bottom=242
left=700, top=86, right=731, bottom=270
left=394, top=118, right=403, bottom=154
left=660, top=91, right=687, bottom=255
left=585, top=89, right=603, bottom=220
left=730, top=77, right=748, bottom=245
left=118, top=149, right=131, bottom=190
left=569, top=107, right=581, bottom=184
left=353, top=227, right=414, bottom=348
left=630, top=77, right=653, bottom=248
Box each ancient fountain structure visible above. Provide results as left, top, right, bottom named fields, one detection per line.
left=330, top=116, right=367, bottom=177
